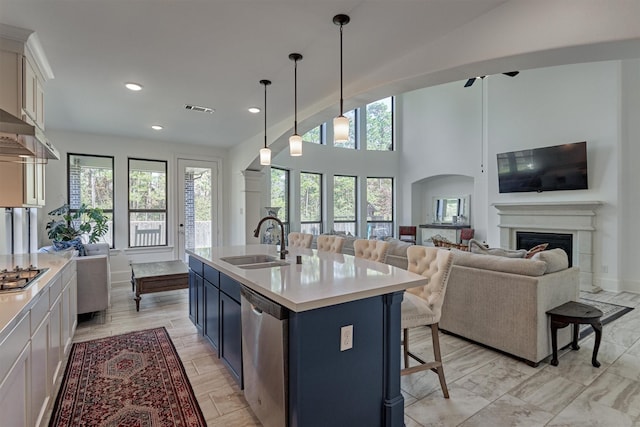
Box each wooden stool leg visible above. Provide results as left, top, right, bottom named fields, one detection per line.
left=550, top=319, right=561, bottom=366
left=403, top=328, right=409, bottom=369
left=571, top=323, right=580, bottom=350
left=591, top=320, right=602, bottom=368
left=431, top=324, right=449, bottom=398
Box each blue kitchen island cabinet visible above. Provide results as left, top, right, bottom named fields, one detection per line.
left=187, top=245, right=425, bottom=427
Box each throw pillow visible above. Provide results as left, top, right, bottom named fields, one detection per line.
left=525, top=243, right=549, bottom=258
left=531, top=248, right=569, bottom=273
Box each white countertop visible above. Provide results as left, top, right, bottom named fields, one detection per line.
left=0, top=253, right=74, bottom=339
left=187, top=245, right=427, bottom=312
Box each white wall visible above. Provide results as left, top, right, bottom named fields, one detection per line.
left=398, top=60, right=636, bottom=293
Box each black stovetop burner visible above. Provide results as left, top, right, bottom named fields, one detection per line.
left=0, top=265, right=49, bottom=292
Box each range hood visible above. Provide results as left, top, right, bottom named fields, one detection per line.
left=0, top=108, right=59, bottom=160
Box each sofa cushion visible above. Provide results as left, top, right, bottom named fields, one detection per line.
left=531, top=248, right=568, bottom=273
left=451, top=249, right=547, bottom=276
left=468, top=239, right=527, bottom=258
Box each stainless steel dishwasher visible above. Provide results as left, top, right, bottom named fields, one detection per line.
left=241, top=286, right=289, bottom=427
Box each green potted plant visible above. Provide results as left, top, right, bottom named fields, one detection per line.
left=46, top=204, right=109, bottom=252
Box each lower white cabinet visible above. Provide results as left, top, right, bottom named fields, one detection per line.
left=0, top=258, right=77, bottom=427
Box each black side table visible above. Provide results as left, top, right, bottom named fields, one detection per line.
left=546, top=301, right=603, bottom=367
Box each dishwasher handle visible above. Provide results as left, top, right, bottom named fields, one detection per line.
left=241, top=286, right=289, bottom=320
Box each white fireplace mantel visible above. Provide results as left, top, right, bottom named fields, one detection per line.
left=493, top=201, right=602, bottom=292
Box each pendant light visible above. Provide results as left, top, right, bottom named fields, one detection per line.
left=333, top=14, right=350, bottom=143
left=289, top=53, right=303, bottom=156
left=259, top=79, right=272, bottom=166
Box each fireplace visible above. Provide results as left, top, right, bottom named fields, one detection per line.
left=516, top=231, right=573, bottom=267
left=493, top=201, right=602, bottom=292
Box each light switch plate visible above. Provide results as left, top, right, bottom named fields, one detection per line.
left=340, top=325, right=353, bottom=351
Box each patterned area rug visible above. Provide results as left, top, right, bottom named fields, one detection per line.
left=49, top=327, right=206, bottom=427
left=578, top=297, right=634, bottom=339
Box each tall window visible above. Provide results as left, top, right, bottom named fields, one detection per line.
left=128, top=158, right=167, bottom=247
left=333, top=175, right=357, bottom=235
left=303, top=125, right=323, bottom=144
left=334, top=109, right=356, bottom=149
left=67, top=153, right=114, bottom=246
left=300, top=172, right=322, bottom=235
left=366, top=97, right=393, bottom=151
left=366, top=177, right=393, bottom=239
left=271, top=167, right=289, bottom=237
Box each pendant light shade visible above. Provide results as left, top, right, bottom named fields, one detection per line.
left=333, top=14, right=350, bottom=144
left=259, top=79, right=272, bottom=166
left=289, top=53, right=303, bottom=157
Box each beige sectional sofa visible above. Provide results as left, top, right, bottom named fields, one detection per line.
left=440, top=249, right=580, bottom=365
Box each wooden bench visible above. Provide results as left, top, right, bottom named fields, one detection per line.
left=130, top=260, right=189, bottom=311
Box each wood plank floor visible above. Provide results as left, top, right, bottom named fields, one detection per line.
left=45, top=281, right=640, bottom=426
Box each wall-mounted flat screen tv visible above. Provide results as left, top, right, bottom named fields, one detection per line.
left=497, top=141, right=588, bottom=193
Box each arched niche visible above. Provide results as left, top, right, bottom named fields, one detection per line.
left=411, top=174, right=474, bottom=225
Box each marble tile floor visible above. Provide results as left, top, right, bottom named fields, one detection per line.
left=44, top=284, right=640, bottom=427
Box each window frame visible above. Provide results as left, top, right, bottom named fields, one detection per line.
left=270, top=167, right=290, bottom=238
left=127, top=157, right=168, bottom=248
left=333, top=174, right=357, bottom=235
left=365, top=96, right=394, bottom=151
left=299, top=171, right=323, bottom=235
left=366, top=176, right=394, bottom=239
left=67, top=153, right=115, bottom=247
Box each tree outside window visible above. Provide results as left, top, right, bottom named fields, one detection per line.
left=128, top=158, right=167, bottom=247
left=300, top=172, right=322, bottom=235
left=67, top=153, right=114, bottom=246
left=271, top=167, right=289, bottom=237
left=333, top=175, right=356, bottom=235
left=366, top=177, right=393, bottom=239
left=366, top=97, right=393, bottom=151
left=303, top=125, right=323, bottom=144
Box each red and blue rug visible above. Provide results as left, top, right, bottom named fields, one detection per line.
left=49, top=327, right=206, bottom=427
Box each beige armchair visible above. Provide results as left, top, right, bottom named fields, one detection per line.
left=353, top=239, right=390, bottom=262
left=76, top=243, right=111, bottom=315
left=316, top=235, right=345, bottom=253
left=401, top=246, right=454, bottom=398
left=288, top=232, right=313, bottom=248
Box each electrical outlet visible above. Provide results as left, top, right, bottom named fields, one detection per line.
left=340, top=325, right=353, bottom=351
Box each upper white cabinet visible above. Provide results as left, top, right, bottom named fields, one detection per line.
left=23, top=55, right=46, bottom=130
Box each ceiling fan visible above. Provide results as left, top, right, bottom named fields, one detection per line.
left=464, top=71, right=519, bottom=87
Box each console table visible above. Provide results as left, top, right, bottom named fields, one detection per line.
left=130, top=260, right=189, bottom=311
left=419, top=224, right=471, bottom=246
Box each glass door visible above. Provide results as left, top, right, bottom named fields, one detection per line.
left=177, top=159, right=219, bottom=262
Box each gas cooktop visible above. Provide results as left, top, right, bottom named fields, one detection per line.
left=0, top=266, right=49, bottom=292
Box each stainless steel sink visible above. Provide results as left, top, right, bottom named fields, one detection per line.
left=220, top=255, right=278, bottom=265
left=220, top=255, right=289, bottom=269
left=237, top=261, right=290, bottom=269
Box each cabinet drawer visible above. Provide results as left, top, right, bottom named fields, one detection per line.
left=188, top=257, right=203, bottom=276
left=203, top=265, right=219, bottom=287
left=220, top=273, right=241, bottom=303
left=0, top=312, right=29, bottom=383
left=49, top=276, right=62, bottom=306
left=62, top=260, right=76, bottom=284
left=30, top=289, right=49, bottom=334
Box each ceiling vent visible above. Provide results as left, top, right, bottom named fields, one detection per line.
left=185, top=104, right=214, bottom=114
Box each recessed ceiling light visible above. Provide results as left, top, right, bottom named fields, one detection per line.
left=151, top=125, right=163, bottom=130
left=248, top=107, right=261, bottom=114
left=125, top=82, right=143, bottom=91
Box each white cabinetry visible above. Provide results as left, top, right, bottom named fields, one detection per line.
left=0, top=258, right=77, bottom=427
left=0, top=156, right=46, bottom=207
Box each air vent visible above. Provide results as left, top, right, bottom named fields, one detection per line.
left=185, top=104, right=214, bottom=114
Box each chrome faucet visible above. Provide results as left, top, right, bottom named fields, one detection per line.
left=253, top=216, right=288, bottom=260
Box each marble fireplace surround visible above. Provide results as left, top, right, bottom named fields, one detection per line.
left=493, top=201, right=602, bottom=292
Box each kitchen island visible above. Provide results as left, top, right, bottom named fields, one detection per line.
left=187, top=245, right=427, bottom=427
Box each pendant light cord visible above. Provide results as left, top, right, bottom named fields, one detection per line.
left=294, top=58, right=298, bottom=134
left=264, top=82, right=268, bottom=148
left=339, top=22, right=344, bottom=116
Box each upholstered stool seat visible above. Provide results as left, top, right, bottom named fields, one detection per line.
left=316, top=235, right=345, bottom=253
left=353, top=239, right=390, bottom=262
left=288, top=232, right=313, bottom=249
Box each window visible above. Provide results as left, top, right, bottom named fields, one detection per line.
left=366, top=97, right=393, bottom=151
left=333, top=175, right=357, bottom=235
left=334, top=109, right=356, bottom=149
left=300, top=172, right=322, bottom=235
left=67, top=154, right=114, bottom=246
left=366, top=177, right=393, bottom=239
left=303, top=125, right=323, bottom=144
left=271, top=167, right=289, bottom=237
left=128, top=158, right=167, bottom=247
